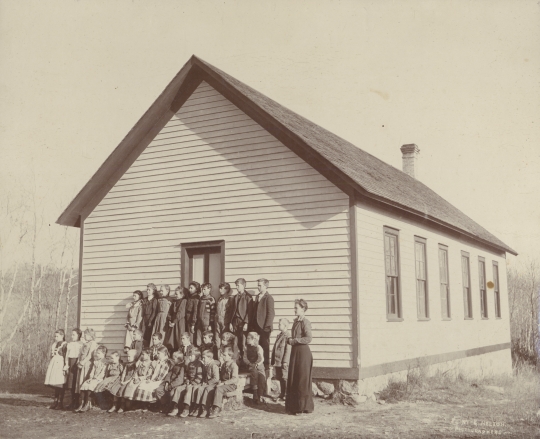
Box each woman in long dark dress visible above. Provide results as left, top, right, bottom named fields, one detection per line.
left=285, top=299, right=314, bottom=415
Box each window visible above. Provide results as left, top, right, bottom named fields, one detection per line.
left=461, top=251, right=473, bottom=319
left=181, top=241, right=225, bottom=301
left=384, top=227, right=402, bottom=320
left=415, top=237, right=429, bottom=319
left=438, top=244, right=451, bottom=319
left=479, top=257, right=488, bottom=318
left=493, top=261, right=501, bottom=318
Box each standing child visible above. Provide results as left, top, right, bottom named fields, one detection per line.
left=150, top=333, right=164, bottom=360
left=176, top=347, right=204, bottom=418
left=201, top=331, right=218, bottom=360
left=119, top=348, right=154, bottom=411
left=63, top=327, right=83, bottom=409
left=208, top=346, right=239, bottom=418
left=271, top=318, right=291, bottom=401
left=185, top=282, right=201, bottom=344
left=153, top=285, right=172, bottom=338
left=133, top=346, right=170, bottom=412
left=124, top=290, right=143, bottom=352
left=141, top=283, right=158, bottom=345
left=44, top=329, right=67, bottom=409
left=155, top=351, right=184, bottom=413
left=192, top=349, right=220, bottom=418
left=163, top=286, right=187, bottom=353
left=75, top=328, right=98, bottom=396
left=94, top=351, right=124, bottom=396
left=196, top=283, right=216, bottom=347
left=226, top=278, right=251, bottom=362
left=214, top=282, right=231, bottom=347
left=243, top=332, right=266, bottom=404
left=108, top=349, right=137, bottom=413
left=77, top=345, right=108, bottom=412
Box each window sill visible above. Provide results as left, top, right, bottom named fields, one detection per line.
left=387, top=317, right=404, bottom=322
left=417, top=318, right=431, bottom=322
left=481, top=317, right=489, bottom=320
left=495, top=317, right=502, bottom=320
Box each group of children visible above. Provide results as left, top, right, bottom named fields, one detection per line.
left=44, top=278, right=292, bottom=418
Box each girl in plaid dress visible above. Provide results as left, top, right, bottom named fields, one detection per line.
left=119, top=348, right=154, bottom=408
left=132, top=346, right=170, bottom=411
left=94, top=351, right=124, bottom=394
left=77, top=345, right=108, bottom=412
left=108, top=349, right=137, bottom=413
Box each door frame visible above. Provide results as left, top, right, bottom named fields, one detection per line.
left=180, top=240, right=225, bottom=289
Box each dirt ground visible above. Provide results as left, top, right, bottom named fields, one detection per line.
left=1, top=379, right=539, bottom=439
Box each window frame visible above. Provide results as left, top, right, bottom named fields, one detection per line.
left=478, top=256, right=488, bottom=319
left=383, top=226, right=403, bottom=321
left=461, top=251, right=473, bottom=319
left=493, top=261, right=501, bottom=318
left=414, top=236, right=430, bottom=321
left=438, top=244, right=451, bottom=320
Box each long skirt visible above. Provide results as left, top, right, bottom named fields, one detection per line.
left=64, top=358, right=78, bottom=391
left=44, top=355, right=66, bottom=388
left=163, top=321, right=185, bottom=353
left=75, top=362, right=92, bottom=394
left=153, top=312, right=168, bottom=337
left=285, top=344, right=314, bottom=414
left=108, top=378, right=128, bottom=397
left=94, top=375, right=121, bottom=393
left=132, top=380, right=162, bottom=402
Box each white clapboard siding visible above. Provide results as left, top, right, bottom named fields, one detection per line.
left=81, top=81, right=352, bottom=368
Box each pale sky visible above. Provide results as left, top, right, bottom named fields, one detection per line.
left=1, top=0, right=539, bottom=267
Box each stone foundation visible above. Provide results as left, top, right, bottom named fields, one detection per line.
left=313, top=348, right=512, bottom=403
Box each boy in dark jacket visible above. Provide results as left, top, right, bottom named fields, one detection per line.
left=193, top=349, right=220, bottom=418
left=200, top=331, right=218, bottom=360
left=271, top=318, right=291, bottom=401
left=196, top=283, right=216, bottom=347
left=185, top=282, right=200, bottom=344
left=226, top=278, right=251, bottom=361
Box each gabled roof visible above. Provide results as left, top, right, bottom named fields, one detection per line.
left=57, top=55, right=517, bottom=256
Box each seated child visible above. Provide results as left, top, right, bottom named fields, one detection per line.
left=94, top=351, right=124, bottom=397
left=192, top=349, right=220, bottom=418
left=150, top=332, right=164, bottom=360
left=117, top=348, right=153, bottom=412
left=201, top=331, right=218, bottom=360
left=77, top=345, right=108, bottom=412
left=220, top=332, right=239, bottom=364
left=180, top=332, right=193, bottom=365
left=208, top=346, right=239, bottom=419
left=271, top=318, right=291, bottom=401
left=108, top=349, right=137, bottom=413
left=167, top=347, right=203, bottom=417
left=132, top=345, right=170, bottom=412
left=155, top=351, right=185, bottom=412
left=243, top=332, right=266, bottom=404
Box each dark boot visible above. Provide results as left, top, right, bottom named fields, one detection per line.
left=49, top=397, right=58, bottom=410
left=188, top=403, right=199, bottom=416
left=197, top=406, right=208, bottom=418
left=56, top=392, right=65, bottom=410
left=252, top=387, right=260, bottom=404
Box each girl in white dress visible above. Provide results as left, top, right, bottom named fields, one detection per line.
left=44, top=329, right=67, bottom=409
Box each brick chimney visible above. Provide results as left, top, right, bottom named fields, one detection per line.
left=400, top=144, right=420, bottom=179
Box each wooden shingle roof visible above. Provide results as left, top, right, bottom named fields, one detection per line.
left=57, top=55, right=516, bottom=255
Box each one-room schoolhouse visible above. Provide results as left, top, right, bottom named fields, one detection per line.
left=57, top=55, right=516, bottom=390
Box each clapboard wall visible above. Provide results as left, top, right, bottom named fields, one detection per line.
left=355, top=199, right=511, bottom=370
left=81, top=81, right=353, bottom=369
